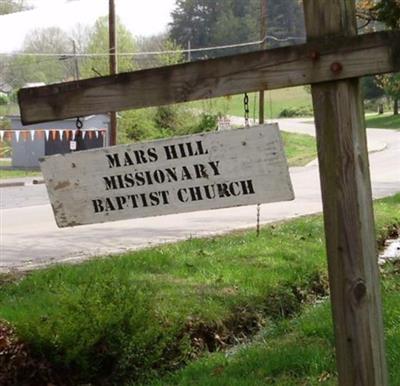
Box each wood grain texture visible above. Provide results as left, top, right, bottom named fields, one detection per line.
left=40, top=124, right=294, bottom=228
left=18, top=30, right=400, bottom=124
left=304, top=1, right=388, bottom=385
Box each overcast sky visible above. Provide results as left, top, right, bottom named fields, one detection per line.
left=0, top=0, right=176, bottom=53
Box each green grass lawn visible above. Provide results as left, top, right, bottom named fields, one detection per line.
left=0, top=194, right=398, bottom=385
left=0, top=159, right=41, bottom=179
left=281, top=131, right=316, bottom=167
left=365, top=113, right=400, bottom=130
left=149, top=267, right=400, bottom=386
left=190, top=87, right=313, bottom=119
left=0, top=168, right=41, bottom=179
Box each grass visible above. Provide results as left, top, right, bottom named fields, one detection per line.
left=0, top=194, right=398, bottom=385
left=149, top=267, right=400, bottom=386
left=365, top=113, right=400, bottom=130
left=0, top=102, right=19, bottom=117
left=190, top=87, right=313, bottom=119
left=0, top=168, right=41, bottom=179
left=0, top=159, right=41, bottom=179
left=281, top=131, right=316, bottom=167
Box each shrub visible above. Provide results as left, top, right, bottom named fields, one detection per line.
left=6, top=269, right=192, bottom=384
left=0, top=93, right=9, bottom=106
left=118, top=107, right=218, bottom=143
left=278, top=106, right=313, bottom=118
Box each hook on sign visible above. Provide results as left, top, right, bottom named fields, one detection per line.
left=75, top=117, right=83, bottom=130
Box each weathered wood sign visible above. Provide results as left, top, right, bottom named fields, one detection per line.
left=40, top=124, right=293, bottom=228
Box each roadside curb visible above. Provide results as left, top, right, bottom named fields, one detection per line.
left=0, top=179, right=45, bottom=188
left=305, top=141, right=388, bottom=167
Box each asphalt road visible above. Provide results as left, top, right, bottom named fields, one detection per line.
left=1, top=118, right=399, bottom=272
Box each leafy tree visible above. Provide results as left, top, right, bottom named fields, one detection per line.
left=169, top=0, right=220, bottom=59
left=357, top=0, right=400, bottom=29
left=376, top=73, right=400, bottom=115
left=169, top=0, right=305, bottom=59
left=0, top=0, right=31, bottom=15
left=361, top=76, right=385, bottom=100
left=357, top=0, right=400, bottom=115
left=136, top=34, right=184, bottom=69
left=3, top=27, right=73, bottom=88
left=80, top=16, right=136, bottom=78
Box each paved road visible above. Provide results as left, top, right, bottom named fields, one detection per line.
left=1, top=118, right=399, bottom=272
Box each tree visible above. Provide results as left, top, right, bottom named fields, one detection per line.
left=135, top=34, right=184, bottom=69
left=169, top=0, right=221, bottom=59
left=361, top=76, right=384, bottom=100
left=357, top=0, right=400, bottom=115
left=359, top=0, right=400, bottom=29
left=0, top=0, right=31, bottom=15
left=3, top=27, right=73, bottom=89
left=376, top=73, right=400, bottom=115
left=80, top=16, right=136, bottom=79
left=169, top=0, right=305, bottom=59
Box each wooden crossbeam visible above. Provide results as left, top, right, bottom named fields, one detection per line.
left=19, top=30, right=400, bottom=125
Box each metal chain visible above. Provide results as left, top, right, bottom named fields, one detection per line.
left=256, top=203, right=260, bottom=237
left=244, top=93, right=250, bottom=127
left=75, top=117, right=83, bottom=130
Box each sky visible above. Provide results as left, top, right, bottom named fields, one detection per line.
left=0, top=0, right=176, bottom=53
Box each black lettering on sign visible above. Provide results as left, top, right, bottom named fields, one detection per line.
left=106, top=147, right=159, bottom=168
left=164, top=140, right=209, bottom=160
left=177, top=179, right=255, bottom=204
left=41, top=124, right=294, bottom=228
left=92, top=190, right=171, bottom=214
left=102, top=161, right=222, bottom=191
left=106, top=153, right=121, bottom=168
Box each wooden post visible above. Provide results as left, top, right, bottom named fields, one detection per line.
left=258, top=0, right=267, bottom=124
left=303, top=1, right=388, bottom=385
left=109, top=0, right=117, bottom=146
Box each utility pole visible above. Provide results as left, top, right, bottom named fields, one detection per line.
left=258, top=0, right=267, bottom=124
left=187, top=40, right=191, bottom=62
left=109, top=0, right=117, bottom=146
left=72, top=39, right=80, bottom=81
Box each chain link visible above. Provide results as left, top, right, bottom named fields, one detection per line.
left=244, top=93, right=250, bottom=127
left=75, top=117, right=83, bottom=130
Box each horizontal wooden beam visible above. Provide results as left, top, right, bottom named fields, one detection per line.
left=19, top=31, right=400, bottom=125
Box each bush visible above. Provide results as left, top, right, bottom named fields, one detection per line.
left=0, top=93, right=9, bottom=106
left=118, top=107, right=218, bottom=143
left=118, top=108, right=161, bottom=143
left=363, top=98, right=390, bottom=114
left=278, top=106, right=313, bottom=118
left=6, top=268, right=192, bottom=384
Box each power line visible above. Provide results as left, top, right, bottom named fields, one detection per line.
left=0, top=34, right=304, bottom=58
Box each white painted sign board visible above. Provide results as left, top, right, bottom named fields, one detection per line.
left=40, top=124, right=294, bottom=228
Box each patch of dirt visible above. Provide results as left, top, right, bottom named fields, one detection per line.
left=377, top=224, right=399, bottom=249
left=0, top=321, right=69, bottom=386
left=184, top=308, right=264, bottom=356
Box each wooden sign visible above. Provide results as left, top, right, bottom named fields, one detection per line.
left=40, top=124, right=294, bottom=228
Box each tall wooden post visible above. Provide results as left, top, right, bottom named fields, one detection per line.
left=109, top=0, right=117, bottom=146
left=258, top=0, right=267, bottom=124
left=303, top=1, right=388, bottom=385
